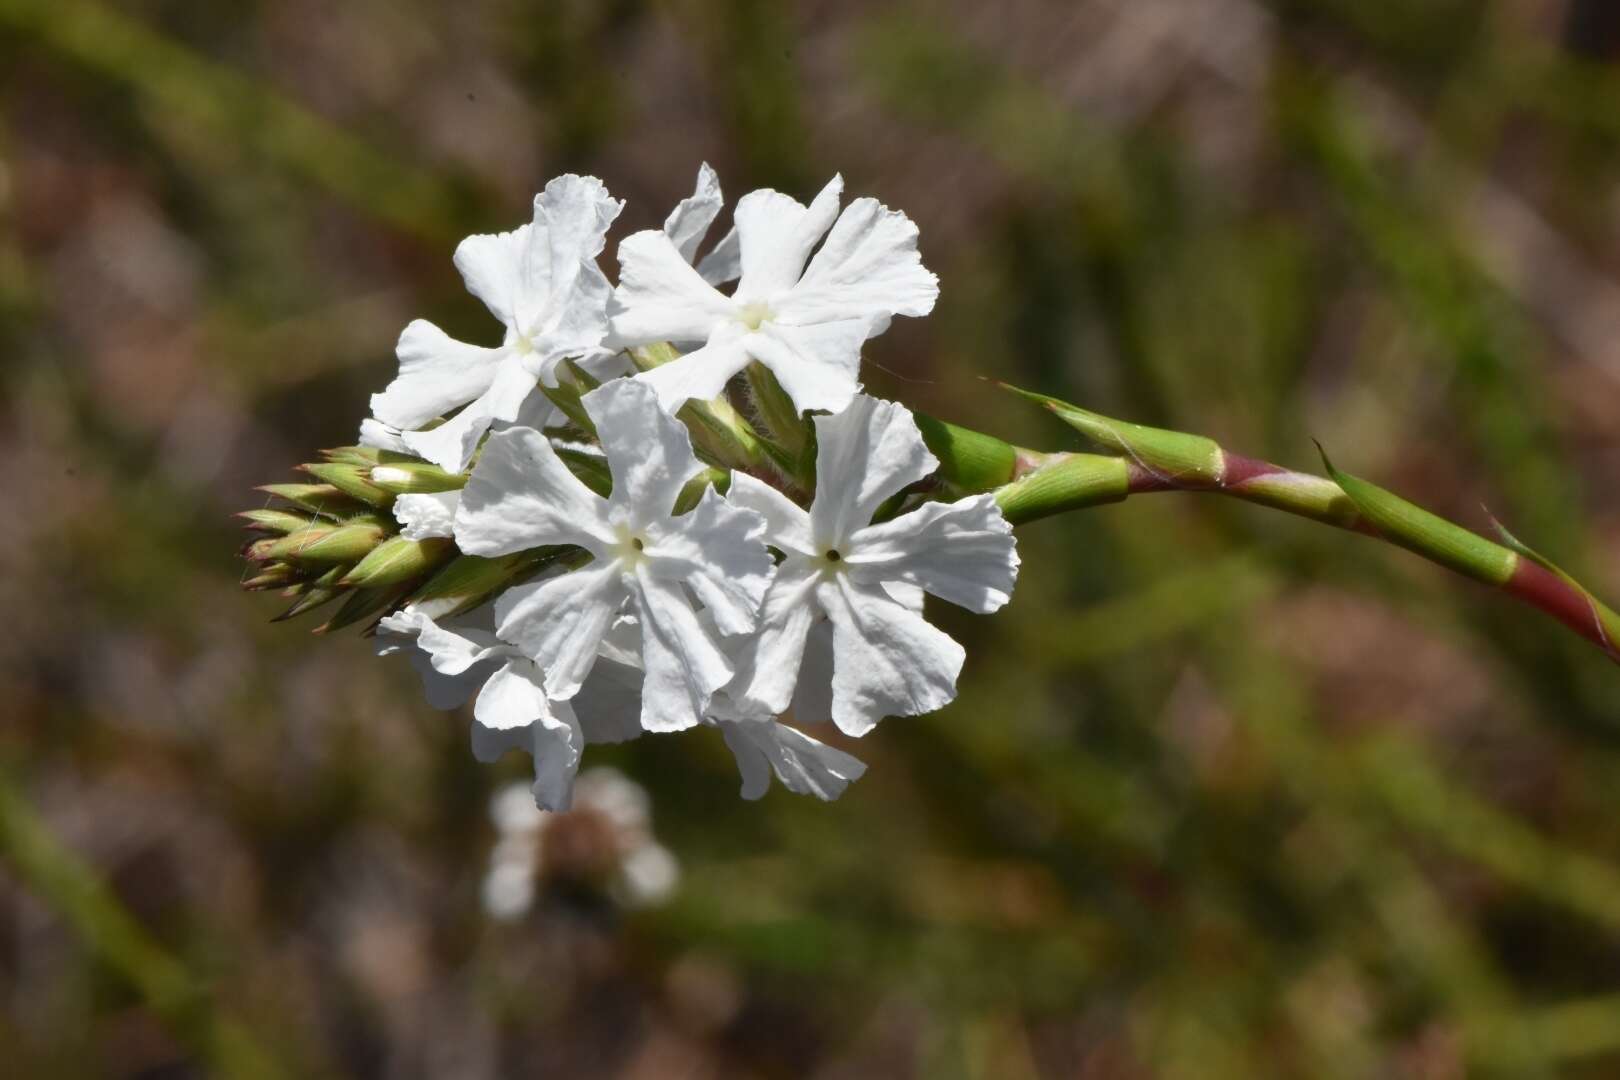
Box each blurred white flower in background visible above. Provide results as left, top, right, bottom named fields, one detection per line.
left=481, top=768, right=680, bottom=921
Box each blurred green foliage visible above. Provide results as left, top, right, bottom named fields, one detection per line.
left=4, top=0, right=1620, bottom=1076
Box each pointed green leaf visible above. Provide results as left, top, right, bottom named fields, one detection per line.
left=1317, top=445, right=1516, bottom=586
left=1001, top=382, right=1224, bottom=486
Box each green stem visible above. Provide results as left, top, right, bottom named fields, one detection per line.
left=963, top=389, right=1620, bottom=667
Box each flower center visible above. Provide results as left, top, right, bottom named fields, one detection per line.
left=824, top=548, right=842, bottom=562
left=613, top=527, right=649, bottom=567
left=736, top=301, right=773, bottom=331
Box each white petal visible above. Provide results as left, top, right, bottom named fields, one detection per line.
left=531, top=176, right=618, bottom=354
left=473, top=658, right=552, bottom=731
left=573, top=656, right=646, bottom=745
left=358, top=418, right=410, bottom=453
left=535, top=260, right=614, bottom=364
left=410, top=610, right=506, bottom=675
left=468, top=680, right=590, bottom=812
left=717, top=719, right=773, bottom=800
left=733, top=175, right=843, bottom=299
left=609, top=229, right=735, bottom=345
left=375, top=610, right=492, bottom=710
left=494, top=562, right=628, bottom=699
left=519, top=175, right=623, bottom=344
left=664, top=162, right=724, bottom=263
left=370, top=320, right=505, bottom=430
left=809, top=396, right=938, bottom=546
left=633, top=334, right=752, bottom=412
left=583, top=378, right=704, bottom=519
left=641, top=486, right=773, bottom=636
left=401, top=354, right=539, bottom=472
left=744, top=319, right=869, bottom=416
left=470, top=718, right=532, bottom=764
left=528, top=699, right=587, bottom=811
left=726, top=558, right=820, bottom=715
left=393, top=490, right=461, bottom=541
left=453, top=226, right=531, bottom=330
left=696, top=225, right=740, bottom=286
left=780, top=197, right=938, bottom=326
left=725, top=473, right=815, bottom=555
left=848, top=493, right=1019, bottom=614
left=454, top=425, right=615, bottom=556
left=631, top=565, right=733, bottom=732
left=818, top=573, right=964, bottom=736
left=788, top=619, right=835, bottom=726
left=719, top=719, right=866, bottom=801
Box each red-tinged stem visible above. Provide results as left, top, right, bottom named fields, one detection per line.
left=1114, top=453, right=1620, bottom=665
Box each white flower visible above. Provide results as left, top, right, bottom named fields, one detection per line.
left=376, top=607, right=640, bottom=810
left=367, top=175, right=624, bottom=472
left=609, top=173, right=938, bottom=414
left=391, top=490, right=460, bottom=540
left=452, top=377, right=774, bottom=732
left=727, top=395, right=1020, bottom=736
left=711, top=708, right=867, bottom=801
left=719, top=719, right=867, bottom=801
left=660, top=162, right=740, bottom=287
left=358, top=418, right=410, bottom=454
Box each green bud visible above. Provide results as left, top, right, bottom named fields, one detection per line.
left=341, top=535, right=455, bottom=588
left=628, top=342, right=681, bottom=371
left=299, top=462, right=396, bottom=508
left=237, top=509, right=313, bottom=535
left=404, top=550, right=563, bottom=620
left=271, top=565, right=348, bottom=621
left=994, top=453, right=1131, bottom=526
left=242, top=563, right=311, bottom=591
left=366, top=460, right=467, bottom=495
left=674, top=467, right=729, bottom=515
left=257, top=483, right=373, bottom=519
left=554, top=447, right=612, bottom=497
left=744, top=362, right=813, bottom=479
left=265, top=523, right=389, bottom=564
left=913, top=413, right=1019, bottom=493
left=541, top=376, right=596, bottom=435
left=321, top=445, right=382, bottom=467
left=1318, top=446, right=1516, bottom=586
left=314, top=583, right=412, bottom=635
left=1003, top=383, right=1225, bottom=487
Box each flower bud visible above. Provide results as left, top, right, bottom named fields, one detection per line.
left=237, top=509, right=313, bottom=535
left=341, top=535, right=455, bottom=588
left=366, top=459, right=467, bottom=495
left=264, top=523, right=389, bottom=564
left=298, top=463, right=396, bottom=508
left=256, top=483, right=372, bottom=519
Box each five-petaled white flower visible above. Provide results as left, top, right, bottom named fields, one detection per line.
left=376, top=606, right=641, bottom=810
left=367, top=174, right=623, bottom=472
left=726, top=395, right=1020, bottom=736
left=452, top=378, right=774, bottom=732
left=608, top=173, right=938, bottom=415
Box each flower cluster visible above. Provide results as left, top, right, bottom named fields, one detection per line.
left=243, top=167, right=1020, bottom=810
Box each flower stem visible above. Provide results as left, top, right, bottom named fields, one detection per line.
left=949, top=387, right=1620, bottom=667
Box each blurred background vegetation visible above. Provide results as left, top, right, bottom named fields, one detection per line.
left=5, top=0, right=1620, bottom=1076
